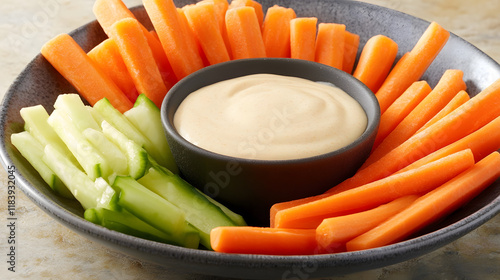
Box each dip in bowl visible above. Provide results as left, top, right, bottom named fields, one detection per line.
left=161, top=58, right=380, bottom=225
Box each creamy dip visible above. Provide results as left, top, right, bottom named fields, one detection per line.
left=174, top=74, right=367, bottom=160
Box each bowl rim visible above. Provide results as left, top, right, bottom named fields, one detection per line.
left=0, top=0, right=499, bottom=278
left=161, top=57, right=381, bottom=165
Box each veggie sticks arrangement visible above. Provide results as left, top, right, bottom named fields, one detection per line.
left=16, top=0, right=500, bottom=255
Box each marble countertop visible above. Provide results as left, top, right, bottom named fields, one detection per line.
left=1, top=0, right=499, bottom=279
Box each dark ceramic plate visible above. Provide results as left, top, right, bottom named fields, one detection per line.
left=1, top=0, right=499, bottom=279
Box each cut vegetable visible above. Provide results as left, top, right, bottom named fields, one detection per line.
left=375, top=22, right=450, bottom=113
left=372, top=81, right=432, bottom=149
left=273, top=149, right=474, bottom=229
left=143, top=0, right=204, bottom=80
left=101, top=120, right=149, bottom=180
left=326, top=77, right=500, bottom=195
left=40, top=33, right=133, bottom=112
left=364, top=69, right=466, bottom=167
left=262, top=5, right=296, bottom=58
left=124, top=94, right=178, bottom=173
left=211, top=227, right=319, bottom=255
left=353, top=35, right=398, bottom=93
left=184, top=2, right=231, bottom=65
left=225, top=6, right=267, bottom=59
left=111, top=175, right=200, bottom=248
left=138, top=166, right=238, bottom=249
left=417, top=90, right=470, bottom=133
left=82, top=128, right=128, bottom=177
left=316, top=195, right=418, bottom=251
left=88, top=39, right=138, bottom=102
left=11, top=132, right=72, bottom=198
left=290, top=17, right=318, bottom=61
left=109, top=18, right=168, bottom=108
left=347, top=152, right=500, bottom=251
left=48, top=109, right=111, bottom=180
left=43, top=144, right=116, bottom=210
left=315, top=23, right=346, bottom=69
left=342, top=31, right=360, bottom=74
left=20, top=105, right=80, bottom=168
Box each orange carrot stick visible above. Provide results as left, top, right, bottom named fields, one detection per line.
left=228, top=0, right=264, bottom=28
left=273, top=149, right=474, bottom=229
left=372, top=81, right=432, bottom=149
left=261, top=5, right=297, bottom=58
left=198, top=0, right=231, bottom=58
left=211, top=226, right=319, bottom=255
left=41, top=34, right=133, bottom=113
left=375, top=22, right=450, bottom=114
left=316, top=195, right=418, bottom=251
left=184, top=3, right=230, bottom=65
left=93, top=0, right=177, bottom=88
left=417, top=90, right=470, bottom=133
left=177, top=7, right=210, bottom=67
left=342, top=31, right=360, bottom=74
left=290, top=17, right=318, bottom=61
left=271, top=116, right=500, bottom=225
left=398, top=116, right=500, bottom=172
left=347, top=151, right=500, bottom=251
left=326, top=77, right=500, bottom=195
left=225, top=6, right=267, bottom=59
left=362, top=69, right=467, bottom=168
left=314, top=23, right=346, bottom=69
left=143, top=0, right=204, bottom=80
left=108, top=18, right=167, bottom=108
left=352, top=35, right=398, bottom=93
left=87, top=39, right=138, bottom=102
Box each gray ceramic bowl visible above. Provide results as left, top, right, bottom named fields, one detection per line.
left=161, top=58, right=380, bottom=226
left=1, top=0, right=500, bottom=279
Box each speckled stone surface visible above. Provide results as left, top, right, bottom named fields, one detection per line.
left=0, top=0, right=499, bottom=279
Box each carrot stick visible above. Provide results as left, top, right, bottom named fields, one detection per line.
left=326, top=77, right=500, bottom=195
left=41, top=34, right=133, bottom=113
left=352, top=35, right=398, bottom=93
left=87, top=39, right=138, bottom=102
left=372, top=81, right=432, bottom=149
left=108, top=18, right=167, bottom=108
left=342, top=31, right=360, bottom=74
left=316, top=195, right=418, bottom=251
left=262, top=5, right=297, bottom=58
left=211, top=226, right=319, bottom=255
left=228, top=0, right=264, bottom=28
left=314, top=23, right=346, bottom=69
left=362, top=69, right=467, bottom=168
left=225, top=6, right=267, bottom=60
left=202, top=0, right=232, bottom=58
left=398, top=116, right=500, bottom=172
left=417, top=90, right=470, bottom=133
left=290, top=17, right=318, bottom=61
left=93, top=0, right=177, bottom=88
left=183, top=3, right=230, bottom=65
left=273, top=149, right=474, bottom=229
left=143, top=0, right=205, bottom=80
left=375, top=22, right=450, bottom=114
left=347, top=151, right=500, bottom=251
left=177, top=7, right=210, bottom=67
left=272, top=116, right=500, bottom=225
